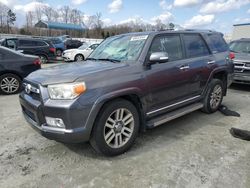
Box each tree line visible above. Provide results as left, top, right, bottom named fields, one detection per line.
left=0, top=2, right=177, bottom=39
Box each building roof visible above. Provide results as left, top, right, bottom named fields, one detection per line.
left=35, top=20, right=87, bottom=31
left=233, top=23, right=250, bottom=27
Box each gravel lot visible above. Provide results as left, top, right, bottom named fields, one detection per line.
left=0, top=76, right=250, bottom=187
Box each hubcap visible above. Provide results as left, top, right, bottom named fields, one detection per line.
left=0, top=77, right=19, bottom=94
left=76, top=55, right=83, bottom=61
left=39, top=56, right=47, bottom=64
left=210, top=85, right=222, bottom=109
left=104, top=108, right=134, bottom=149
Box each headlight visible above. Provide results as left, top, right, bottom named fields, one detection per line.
left=48, top=82, right=86, bottom=100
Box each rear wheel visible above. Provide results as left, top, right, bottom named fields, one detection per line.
left=202, top=79, right=223, bottom=113
left=39, top=55, right=48, bottom=64
left=0, top=74, right=21, bottom=95
left=75, top=54, right=84, bottom=62
left=90, top=99, right=139, bottom=156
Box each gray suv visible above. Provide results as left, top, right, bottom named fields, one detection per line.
left=229, top=38, right=250, bottom=84
left=19, top=30, right=234, bottom=156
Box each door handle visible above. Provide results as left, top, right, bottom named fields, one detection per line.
left=207, top=60, right=215, bottom=65
left=179, top=65, right=190, bottom=70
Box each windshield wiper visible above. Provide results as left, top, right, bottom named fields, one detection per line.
left=97, top=58, right=121, bottom=63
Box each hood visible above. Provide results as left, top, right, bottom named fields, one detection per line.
left=63, top=49, right=76, bottom=53
left=234, top=53, right=250, bottom=62
left=26, top=60, right=127, bottom=85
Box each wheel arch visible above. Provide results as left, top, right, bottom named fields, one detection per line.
left=86, top=89, right=146, bottom=140
left=74, top=53, right=85, bottom=61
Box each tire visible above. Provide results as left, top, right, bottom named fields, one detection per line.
left=56, top=49, right=63, bottom=57
left=202, top=79, right=224, bottom=114
left=75, top=54, right=84, bottom=62
left=38, top=55, right=48, bottom=64
left=0, top=73, right=21, bottom=95
left=90, top=99, right=140, bottom=156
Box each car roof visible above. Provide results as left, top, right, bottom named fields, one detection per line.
left=232, top=38, right=250, bottom=42
left=117, top=29, right=222, bottom=37
left=4, top=37, right=45, bottom=41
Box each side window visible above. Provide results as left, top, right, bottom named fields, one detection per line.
left=149, top=35, right=184, bottom=61
left=19, top=40, right=33, bottom=47
left=207, top=34, right=228, bottom=53
left=35, top=41, right=47, bottom=46
left=6, top=40, right=16, bottom=49
left=183, top=34, right=210, bottom=58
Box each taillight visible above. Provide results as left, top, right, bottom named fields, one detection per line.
left=229, top=52, right=235, bottom=60
left=33, top=59, right=41, bottom=66
left=49, top=48, right=56, bottom=53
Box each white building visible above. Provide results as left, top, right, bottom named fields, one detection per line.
left=232, top=23, right=250, bottom=40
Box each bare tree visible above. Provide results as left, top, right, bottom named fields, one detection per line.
left=42, top=6, right=57, bottom=22
left=60, top=6, right=70, bottom=24
left=0, top=3, right=9, bottom=32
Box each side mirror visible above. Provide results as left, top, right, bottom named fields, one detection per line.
left=149, top=52, right=169, bottom=64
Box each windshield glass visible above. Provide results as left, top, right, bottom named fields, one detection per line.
left=78, top=43, right=89, bottom=50
left=89, top=35, right=148, bottom=62
left=229, top=41, right=250, bottom=54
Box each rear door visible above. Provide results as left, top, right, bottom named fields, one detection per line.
left=181, top=33, right=214, bottom=96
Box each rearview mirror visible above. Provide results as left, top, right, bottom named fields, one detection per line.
left=149, top=52, right=169, bottom=64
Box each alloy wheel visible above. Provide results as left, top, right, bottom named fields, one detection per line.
left=210, top=84, right=222, bottom=109
left=0, top=77, right=19, bottom=94
left=103, top=108, right=134, bottom=149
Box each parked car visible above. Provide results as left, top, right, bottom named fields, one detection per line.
left=64, top=39, right=83, bottom=49
left=63, top=43, right=99, bottom=62
left=48, top=37, right=66, bottom=57
left=0, top=38, right=56, bottom=64
left=229, top=38, right=250, bottom=84
left=19, top=30, right=234, bottom=156
left=0, top=46, right=41, bottom=95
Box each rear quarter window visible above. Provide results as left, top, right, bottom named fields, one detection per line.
left=183, top=34, right=210, bottom=58
left=207, top=33, right=228, bottom=53
left=34, top=41, right=47, bottom=46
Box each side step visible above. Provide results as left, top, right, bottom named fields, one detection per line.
left=146, top=103, right=204, bottom=128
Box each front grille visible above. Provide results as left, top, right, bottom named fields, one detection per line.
left=234, top=60, right=250, bottom=74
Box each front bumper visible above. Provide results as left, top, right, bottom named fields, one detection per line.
left=19, top=91, right=92, bottom=143
left=62, top=53, right=74, bottom=61
left=233, top=73, right=250, bottom=84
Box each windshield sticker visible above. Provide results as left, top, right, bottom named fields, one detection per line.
left=130, top=35, right=148, bottom=41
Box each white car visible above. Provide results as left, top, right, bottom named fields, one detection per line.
left=62, top=43, right=99, bottom=62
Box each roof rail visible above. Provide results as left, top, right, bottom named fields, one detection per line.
left=184, top=29, right=214, bottom=32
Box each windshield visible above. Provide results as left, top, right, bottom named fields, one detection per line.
left=229, top=41, right=250, bottom=54
left=88, top=35, right=148, bottom=62
left=78, top=43, right=89, bottom=50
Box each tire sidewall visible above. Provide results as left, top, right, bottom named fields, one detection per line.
left=91, top=99, right=140, bottom=156
left=0, top=74, right=21, bottom=95
left=203, top=79, right=223, bottom=113
left=75, top=54, right=84, bottom=61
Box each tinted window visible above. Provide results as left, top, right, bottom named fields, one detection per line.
left=229, top=41, right=250, bottom=54
left=183, top=34, right=210, bottom=58
left=149, top=35, right=184, bottom=61
left=207, top=33, right=228, bottom=53
left=19, top=40, right=34, bottom=46
left=35, top=41, right=47, bottom=46
left=6, top=40, right=16, bottom=49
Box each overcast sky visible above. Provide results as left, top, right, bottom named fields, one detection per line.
left=1, top=0, right=250, bottom=34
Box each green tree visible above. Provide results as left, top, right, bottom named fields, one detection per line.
left=7, top=9, right=16, bottom=33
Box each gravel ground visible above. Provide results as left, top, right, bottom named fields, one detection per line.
left=0, top=84, right=250, bottom=188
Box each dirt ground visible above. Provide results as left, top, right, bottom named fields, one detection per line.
left=0, top=84, right=250, bottom=188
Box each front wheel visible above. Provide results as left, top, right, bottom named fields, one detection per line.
left=75, top=54, right=84, bottom=62
left=202, top=79, right=224, bottom=113
left=90, top=99, right=140, bottom=156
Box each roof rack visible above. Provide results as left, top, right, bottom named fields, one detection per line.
left=183, top=29, right=214, bottom=32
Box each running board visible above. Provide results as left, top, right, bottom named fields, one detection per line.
left=146, top=103, right=204, bottom=128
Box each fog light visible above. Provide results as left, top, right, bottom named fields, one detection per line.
left=45, top=117, right=65, bottom=128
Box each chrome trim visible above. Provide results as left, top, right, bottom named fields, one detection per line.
left=23, top=83, right=40, bottom=94
left=147, top=95, right=201, bottom=115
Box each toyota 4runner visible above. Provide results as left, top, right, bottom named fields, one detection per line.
left=19, top=30, right=234, bottom=156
